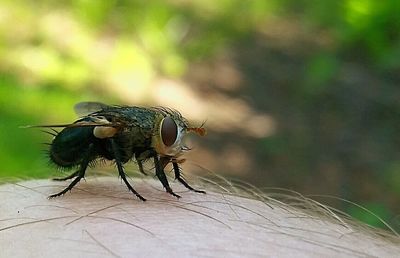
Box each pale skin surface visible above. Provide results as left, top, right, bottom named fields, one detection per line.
left=1, top=177, right=400, bottom=258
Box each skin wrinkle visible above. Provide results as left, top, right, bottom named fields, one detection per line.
left=0, top=177, right=400, bottom=258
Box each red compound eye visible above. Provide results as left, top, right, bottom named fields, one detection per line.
left=161, top=117, right=178, bottom=146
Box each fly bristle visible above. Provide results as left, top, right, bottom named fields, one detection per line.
left=41, top=130, right=57, bottom=137
left=46, top=155, right=74, bottom=172
left=41, top=149, right=50, bottom=155
left=88, top=159, right=99, bottom=168
left=97, top=158, right=108, bottom=167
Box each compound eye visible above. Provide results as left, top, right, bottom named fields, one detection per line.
left=161, top=117, right=178, bottom=146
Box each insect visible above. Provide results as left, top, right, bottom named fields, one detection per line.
left=34, top=102, right=206, bottom=201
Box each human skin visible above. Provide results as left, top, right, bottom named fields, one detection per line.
left=1, top=177, right=399, bottom=257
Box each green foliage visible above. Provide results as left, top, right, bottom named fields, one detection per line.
left=347, top=202, right=393, bottom=230
left=304, top=53, right=339, bottom=94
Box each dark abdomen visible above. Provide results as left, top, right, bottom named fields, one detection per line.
left=50, top=126, right=95, bottom=168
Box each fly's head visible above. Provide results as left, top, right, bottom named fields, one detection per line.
left=152, top=108, right=206, bottom=159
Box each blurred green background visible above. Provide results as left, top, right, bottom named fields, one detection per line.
left=1, top=0, right=400, bottom=232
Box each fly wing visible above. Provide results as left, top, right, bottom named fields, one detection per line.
left=21, top=114, right=117, bottom=129
left=21, top=117, right=114, bottom=128
left=22, top=115, right=120, bottom=138
left=74, top=102, right=110, bottom=117
left=22, top=102, right=121, bottom=139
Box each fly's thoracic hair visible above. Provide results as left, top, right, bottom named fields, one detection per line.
left=36, top=102, right=206, bottom=201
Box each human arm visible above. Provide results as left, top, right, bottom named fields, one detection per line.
left=0, top=177, right=399, bottom=257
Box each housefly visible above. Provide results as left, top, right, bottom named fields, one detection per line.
left=33, top=102, right=206, bottom=201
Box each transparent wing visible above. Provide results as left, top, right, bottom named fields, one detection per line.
left=21, top=102, right=118, bottom=130
left=74, top=102, right=110, bottom=117
left=21, top=115, right=116, bottom=129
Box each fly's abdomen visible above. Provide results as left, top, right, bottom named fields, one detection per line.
left=50, top=127, right=95, bottom=168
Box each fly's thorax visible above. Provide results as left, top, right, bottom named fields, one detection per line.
left=151, top=113, right=188, bottom=157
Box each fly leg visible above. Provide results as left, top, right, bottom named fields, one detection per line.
left=137, top=159, right=147, bottom=175
left=135, top=151, right=151, bottom=175
left=52, top=170, right=79, bottom=181
left=49, top=144, right=94, bottom=198
left=173, top=162, right=206, bottom=194
left=111, top=139, right=146, bottom=201
left=154, top=155, right=180, bottom=198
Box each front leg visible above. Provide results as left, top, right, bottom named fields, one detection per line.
left=173, top=162, right=206, bottom=194
left=154, top=155, right=180, bottom=198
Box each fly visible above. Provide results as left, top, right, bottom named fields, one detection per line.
left=31, top=102, right=206, bottom=201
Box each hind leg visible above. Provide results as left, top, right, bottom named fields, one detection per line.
left=52, top=170, right=79, bottom=181
left=49, top=144, right=94, bottom=198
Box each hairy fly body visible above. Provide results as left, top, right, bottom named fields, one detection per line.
left=37, top=102, right=206, bottom=201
